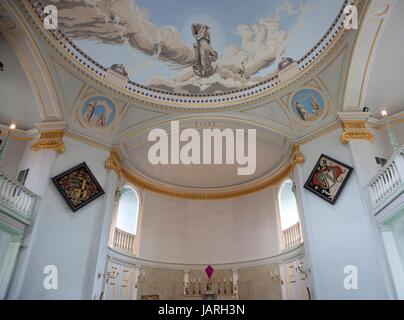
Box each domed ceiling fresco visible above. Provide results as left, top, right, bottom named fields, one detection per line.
left=41, top=0, right=344, bottom=94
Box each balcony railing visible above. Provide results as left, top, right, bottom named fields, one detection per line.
left=113, top=228, right=136, bottom=254
left=0, top=171, right=36, bottom=223
left=282, top=222, right=302, bottom=250
left=369, top=145, right=404, bottom=212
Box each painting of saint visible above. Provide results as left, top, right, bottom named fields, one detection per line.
left=291, top=89, right=325, bottom=122
left=80, top=96, right=116, bottom=129
left=192, top=23, right=218, bottom=78
left=84, top=102, right=97, bottom=122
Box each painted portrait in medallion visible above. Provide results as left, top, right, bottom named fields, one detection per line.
left=79, top=96, right=116, bottom=129
left=291, top=89, right=326, bottom=122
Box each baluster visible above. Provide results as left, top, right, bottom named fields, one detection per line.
left=385, top=168, right=392, bottom=193
left=1, top=179, right=10, bottom=201
left=388, top=169, right=394, bottom=192
left=292, top=227, right=295, bottom=246
left=382, top=173, right=388, bottom=196
left=369, top=184, right=376, bottom=206
left=376, top=179, right=382, bottom=203
left=116, top=230, right=121, bottom=249
left=24, top=196, right=32, bottom=217
left=5, top=182, right=13, bottom=204
left=18, top=191, right=27, bottom=212
left=386, top=169, right=394, bottom=193
left=15, top=191, right=23, bottom=212
left=119, top=232, right=123, bottom=250
left=0, top=176, right=6, bottom=199
left=392, top=162, right=400, bottom=186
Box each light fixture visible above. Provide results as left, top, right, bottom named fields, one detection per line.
left=9, top=123, right=16, bottom=131
left=381, top=109, right=388, bottom=118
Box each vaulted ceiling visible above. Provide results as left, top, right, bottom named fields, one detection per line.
left=0, top=0, right=403, bottom=193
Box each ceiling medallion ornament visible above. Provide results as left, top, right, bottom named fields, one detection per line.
left=78, top=96, right=116, bottom=130
left=290, top=88, right=327, bottom=123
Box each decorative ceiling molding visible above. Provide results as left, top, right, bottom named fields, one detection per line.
left=120, top=159, right=294, bottom=201
left=101, top=134, right=310, bottom=200
left=1, top=0, right=63, bottom=121
left=342, top=0, right=397, bottom=111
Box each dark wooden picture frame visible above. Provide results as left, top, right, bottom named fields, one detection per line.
left=52, top=162, right=105, bottom=212
left=304, top=154, right=353, bottom=205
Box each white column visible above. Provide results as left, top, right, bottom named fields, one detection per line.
left=89, top=169, right=119, bottom=299
left=0, top=235, right=22, bottom=299
left=293, top=163, right=318, bottom=299
left=294, top=129, right=396, bottom=299
left=6, top=139, right=61, bottom=299
left=381, top=230, right=404, bottom=299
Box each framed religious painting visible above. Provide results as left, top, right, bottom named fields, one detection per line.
left=52, top=162, right=105, bottom=212
left=304, top=154, right=353, bottom=205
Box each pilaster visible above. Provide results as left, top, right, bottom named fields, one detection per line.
left=338, top=112, right=379, bottom=186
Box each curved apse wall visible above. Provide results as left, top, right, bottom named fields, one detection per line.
left=138, top=186, right=281, bottom=264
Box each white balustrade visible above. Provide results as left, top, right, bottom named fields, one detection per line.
left=113, top=228, right=135, bottom=254
left=282, top=223, right=302, bottom=250
left=0, top=171, right=36, bottom=221
left=369, top=145, right=404, bottom=210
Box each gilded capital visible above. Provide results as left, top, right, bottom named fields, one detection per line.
left=105, top=151, right=122, bottom=175
left=291, top=145, right=305, bottom=170
left=31, top=130, right=65, bottom=153
left=340, top=120, right=374, bottom=144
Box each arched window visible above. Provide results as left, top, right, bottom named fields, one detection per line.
left=115, top=185, right=139, bottom=235
left=278, top=179, right=299, bottom=231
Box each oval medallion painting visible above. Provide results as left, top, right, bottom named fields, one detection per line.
left=291, top=89, right=325, bottom=122
left=80, top=96, right=116, bottom=129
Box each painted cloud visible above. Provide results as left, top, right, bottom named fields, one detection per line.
left=41, top=0, right=307, bottom=93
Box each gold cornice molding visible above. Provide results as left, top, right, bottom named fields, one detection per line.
left=340, top=119, right=375, bottom=144
left=31, top=129, right=65, bottom=153
left=31, top=140, right=64, bottom=153
left=121, top=164, right=293, bottom=201
left=106, top=149, right=301, bottom=200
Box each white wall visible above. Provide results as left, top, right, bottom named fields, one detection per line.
left=139, top=187, right=280, bottom=264
left=295, top=129, right=393, bottom=299
left=16, top=137, right=112, bottom=299
left=0, top=138, right=27, bottom=180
